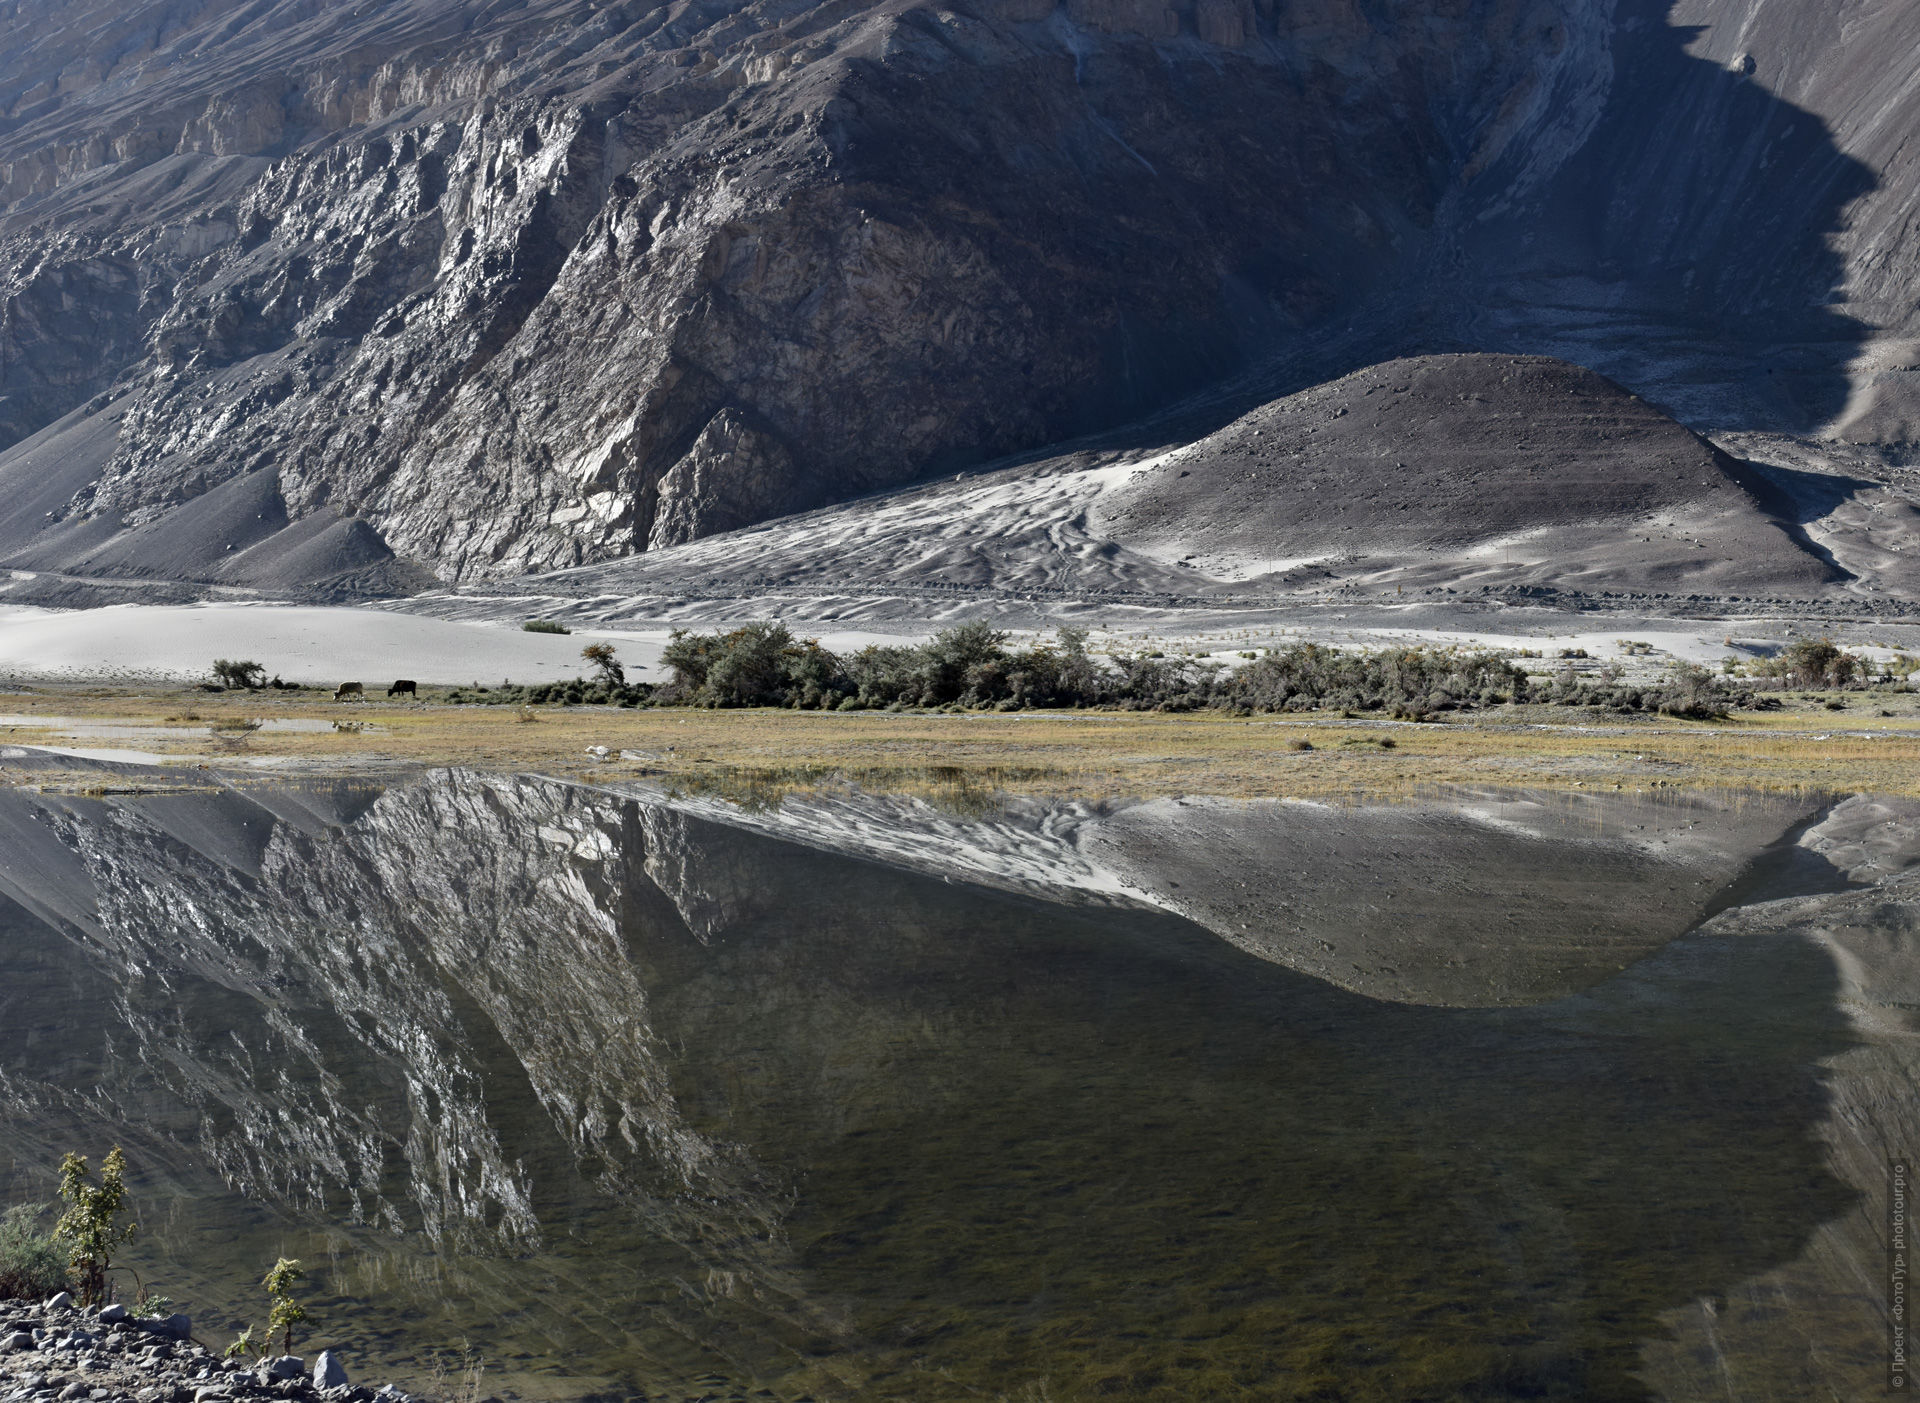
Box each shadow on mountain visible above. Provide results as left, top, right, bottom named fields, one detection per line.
left=919, top=0, right=1883, bottom=498
left=1741, top=460, right=1882, bottom=526
left=0, top=770, right=1868, bottom=1398
left=1463, top=0, right=1878, bottom=434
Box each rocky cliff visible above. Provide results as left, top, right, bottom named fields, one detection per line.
left=0, top=0, right=1913, bottom=594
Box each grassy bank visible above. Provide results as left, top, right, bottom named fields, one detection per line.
left=5, top=683, right=1920, bottom=801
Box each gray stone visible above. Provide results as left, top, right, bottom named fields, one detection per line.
left=4, top=1332, right=34, bottom=1350
left=262, top=1359, right=303, bottom=1382
left=44, top=1297, right=72, bottom=1312
left=96, top=1307, right=126, bottom=1325
left=310, top=1352, right=347, bottom=1390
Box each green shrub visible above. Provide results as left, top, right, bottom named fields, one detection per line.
left=581, top=642, right=624, bottom=687
left=264, top=1257, right=307, bottom=1353
left=649, top=622, right=1550, bottom=716
left=0, top=1203, right=68, bottom=1300
left=56, top=1147, right=136, bottom=1305
left=522, top=620, right=571, bottom=634
left=1653, top=662, right=1729, bottom=719
left=1228, top=643, right=1526, bottom=714
left=1758, top=638, right=1860, bottom=688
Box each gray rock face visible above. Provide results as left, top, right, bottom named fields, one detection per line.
left=0, top=0, right=1911, bottom=593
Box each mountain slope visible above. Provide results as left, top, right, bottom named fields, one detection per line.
left=0, top=0, right=1914, bottom=595
left=441, top=353, right=1904, bottom=622
left=1094, top=354, right=1846, bottom=594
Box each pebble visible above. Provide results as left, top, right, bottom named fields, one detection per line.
left=0, top=1304, right=402, bottom=1403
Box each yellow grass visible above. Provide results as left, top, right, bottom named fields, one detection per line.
left=5, top=684, right=1920, bottom=801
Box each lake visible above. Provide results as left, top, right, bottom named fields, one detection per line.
left=0, top=759, right=1909, bottom=1401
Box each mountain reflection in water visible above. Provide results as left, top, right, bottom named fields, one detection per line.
left=0, top=767, right=1889, bottom=1401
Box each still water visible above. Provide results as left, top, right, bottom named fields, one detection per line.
left=0, top=764, right=1904, bottom=1401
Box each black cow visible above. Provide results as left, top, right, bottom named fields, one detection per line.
left=388, top=679, right=417, bottom=698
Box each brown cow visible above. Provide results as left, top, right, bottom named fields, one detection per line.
left=333, top=682, right=364, bottom=701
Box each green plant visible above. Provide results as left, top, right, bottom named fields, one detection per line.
left=223, top=1325, right=259, bottom=1362
left=264, top=1257, right=307, bottom=1353
left=581, top=642, right=624, bottom=686
left=1770, top=638, right=1859, bottom=688
left=56, top=1147, right=136, bottom=1306
left=211, top=659, right=268, bottom=690
left=0, top=1203, right=68, bottom=1300
left=138, top=1293, right=175, bottom=1319
left=522, top=620, right=571, bottom=634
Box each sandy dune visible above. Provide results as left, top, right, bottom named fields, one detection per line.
left=0, top=603, right=933, bottom=686
left=0, top=604, right=641, bottom=687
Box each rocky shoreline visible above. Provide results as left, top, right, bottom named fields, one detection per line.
left=0, top=1298, right=409, bottom=1403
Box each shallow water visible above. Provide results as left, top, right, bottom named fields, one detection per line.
left=0, top=715, right=360, bottom=766
left=0, top=770, right=1901, bottom=1400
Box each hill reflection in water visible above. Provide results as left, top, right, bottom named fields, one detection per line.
left=0, top=769, right=1880, bottom=1401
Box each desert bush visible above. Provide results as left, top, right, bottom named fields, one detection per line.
left=663, top=622, right=854, bottom=708
left=444, top=684, right=531, bottom=705
left=702, top=622, right=805, bottom=706
left=1554, top=659, right=1752, bottom=717
left=581, top=642, right=625, bottom=686
left=211, top=659, right=267, bottom=690
left=523, top=678, right=651, bottom=707
left=1227, top=644, right=1525, bottom=714
left=1653, top=662, right=1728, bottom=719
left=522, top=620, right=570, bottom=634
left=1761, top=638, right=1860, bottom=688
left=460, top=619, right=1594, bottom=717
left=0, top=1203, right=67, bottom=1300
